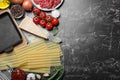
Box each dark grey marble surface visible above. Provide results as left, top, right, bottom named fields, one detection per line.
left=58, top=0, right=120, bottom=80
left=2, top=0, right=120, bottom=80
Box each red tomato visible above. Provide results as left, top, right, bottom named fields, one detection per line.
left=52, top=18, right=59, bottom=26
left=46, top=15, right=53, bottom=22
left=33, top=16, right=40, bottom=24
left=46, top=22, right=53, bottom=30
left=32, top=8, right=41, bottom=15
left=39, top=11, right=46, bottom=19
left=11, top=69, right=26, bottom=80
left=39, top=19, right=46, bottom=27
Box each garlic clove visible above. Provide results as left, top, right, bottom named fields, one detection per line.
left=43, top=73, right=50, bottom=77
left=27, top=73, right=36, bottom=80
left=36, top=74, right=41, bottom=80
left=51, top=10, right=60, bottom=18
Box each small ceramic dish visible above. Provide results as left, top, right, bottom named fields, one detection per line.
left=10, top=4, right=25, bottom=19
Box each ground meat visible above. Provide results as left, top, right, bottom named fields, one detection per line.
left=34, top=0, right=61, bottom=9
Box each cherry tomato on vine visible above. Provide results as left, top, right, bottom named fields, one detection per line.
left=39, top=11, right=46, bottom=19
left=52, top=18, right=59, bottom=26
left=46, top=15, right=53, bottom=22
left=39, top=19, right=47, bottom=27
left=46, top=22, right=53, bottom=30
left=32, top=8, right=41, bottom=16
left=33, top=16, right=40, bottom=24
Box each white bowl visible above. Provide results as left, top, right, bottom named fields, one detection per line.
left=31, top=0, right=64, bottom=11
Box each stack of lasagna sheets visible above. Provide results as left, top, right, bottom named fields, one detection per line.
left=0, top=40, right=62, bottom=73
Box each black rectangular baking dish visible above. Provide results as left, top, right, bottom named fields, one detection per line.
left=0, top=12, right=22, bottom=53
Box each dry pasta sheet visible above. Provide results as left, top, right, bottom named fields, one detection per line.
left=0, top=39, right=62, bottom=73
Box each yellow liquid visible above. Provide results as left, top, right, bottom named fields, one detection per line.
left=0, top=0, right=10, bottom=9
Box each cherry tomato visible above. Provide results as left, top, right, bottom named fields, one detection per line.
left=39, top=19, right=46, bottom=27
left=39, top=11, right=46, bottom=19
left=33, top=16, right=40, bottom=24
left=46, top=22, right=53, bottom=30
left=11, top=69, right=26, bottom=80
left=46, top=15, right=53, bottom=22
left=52, top=18, right=59, bottom=26
left=32, top=8, right=41, bottom=16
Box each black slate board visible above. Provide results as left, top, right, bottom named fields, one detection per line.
left=0, top=12, right=22, bottom=53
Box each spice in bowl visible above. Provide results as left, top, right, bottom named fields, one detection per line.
left=10, top=4, right=25, bottom=19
